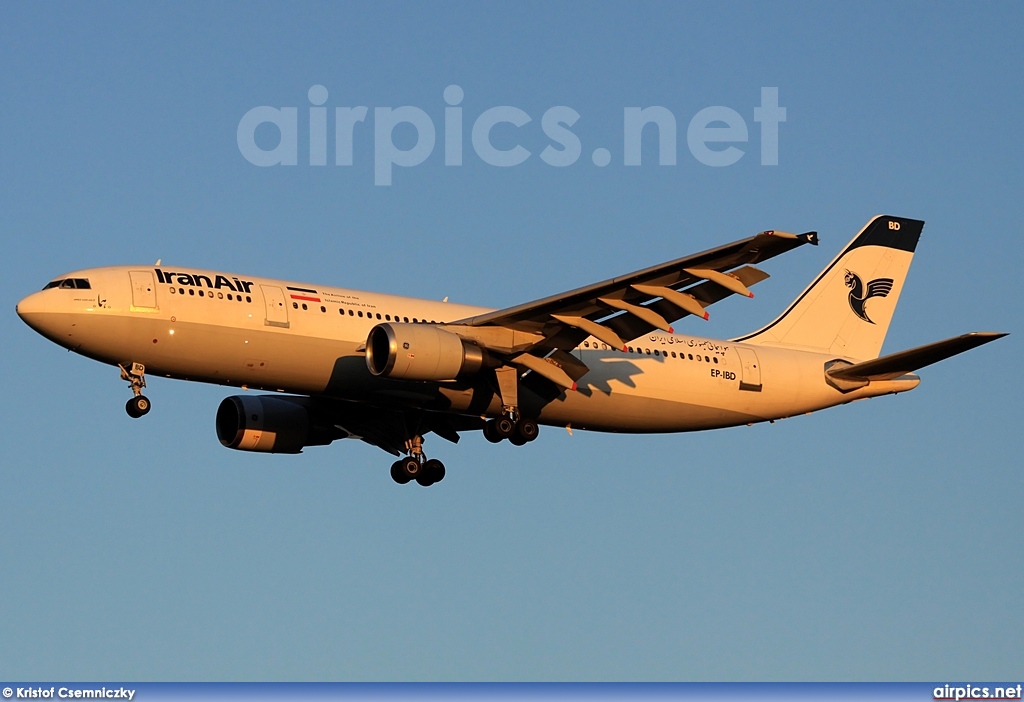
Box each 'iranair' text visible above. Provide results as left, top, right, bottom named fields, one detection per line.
left=155, top=269, right=254, bottom=293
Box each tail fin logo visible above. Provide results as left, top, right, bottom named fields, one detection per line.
left=844, top=270, right=894, bottom=324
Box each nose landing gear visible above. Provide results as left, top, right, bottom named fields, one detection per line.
left=120, top=362, right=151, bottom=418
left=126, top=394, right=151, bottom=418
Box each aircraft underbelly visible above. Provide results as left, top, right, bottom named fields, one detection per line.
left=66, top=313, right=341, bottom=392
left=66, top=311, right=860, bottom=434
left=521, top=346, right=829, bottom=431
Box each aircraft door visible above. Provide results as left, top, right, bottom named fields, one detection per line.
left=735, top=345, right=762, bottom=392
left=261, top=285, right=289, bottom=328
left=129, top=270, right=158, bottom=310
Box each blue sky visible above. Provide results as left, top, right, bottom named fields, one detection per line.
left=1, top=1, right=1021, bottom=681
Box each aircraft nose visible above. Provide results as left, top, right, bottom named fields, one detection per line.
left=16, top=291, right=50, bottom=332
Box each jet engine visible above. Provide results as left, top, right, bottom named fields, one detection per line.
left=365, top=323, right=488, bottom=381
left=216, top=395, right=344, bottom=453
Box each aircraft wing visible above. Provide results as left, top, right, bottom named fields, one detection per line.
left=444, top=229, right=817, bottom=388
left=311, top=397, right=484, bottom=455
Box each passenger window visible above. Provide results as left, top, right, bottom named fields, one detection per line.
left=188, top=289, right=195, bottom=296
left=713, top=357, right=718, bottom=364
left=198, top=290, right=204, bottom=297
left=292, top=302, right=297, bottom=309
left=170, top=287, right=176, bottom=294
left=302, top=303, right=308, bottom=310
left=645, top=349, right=651, bottom=355
left=179, top=288, right=184, bottom=295
left=348, top=310, right=354, bottom=316
left=688, top=354, right=693, bottom=360
left=653, top=349, right=659, bottom=356
left=218, top=292, right=224, bottom=299
left=321, top=306, right=326, bottom=313
left=358, top=311, right=363, bottom=317
left=386, top=315, right=391, bottom=321
left=403, top=317, right=409, bottom=323
left=246, top=296, right=251, bottom=303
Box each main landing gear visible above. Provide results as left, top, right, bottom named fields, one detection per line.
left=390, top=434, right=446, bottom=487
left=486, top=366, right=540, bottom=446
left=120, top=362, right=152, bottom=418
left=483, top=414, right=540, bottom=446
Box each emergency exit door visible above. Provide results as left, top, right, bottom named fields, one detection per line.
left=261, top=285, right=289, bottom=328
left=129, top=270, right=158, bottom=310
left=735, top=346, right=762, bottom=392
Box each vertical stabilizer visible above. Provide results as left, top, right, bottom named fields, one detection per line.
left=733, top=215, right=924, bottom=360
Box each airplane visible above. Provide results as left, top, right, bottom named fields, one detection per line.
left=16, top=215, right=1005, bottom=487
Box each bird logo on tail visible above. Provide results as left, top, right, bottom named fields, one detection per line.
left=844, top=270, right=893, bottom=324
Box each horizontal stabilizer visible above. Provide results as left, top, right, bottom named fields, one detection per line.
left=827, top=332, right=1007, bottom=382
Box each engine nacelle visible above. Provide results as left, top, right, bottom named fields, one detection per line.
left=366, top=323, right=487, bottom=381
left=215, top=395, right=343, bottom=453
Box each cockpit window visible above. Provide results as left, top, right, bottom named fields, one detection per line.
left=43, top=278, right=91, bottom=290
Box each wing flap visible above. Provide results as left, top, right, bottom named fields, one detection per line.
left=551, top=314, right=627, bottom=351
left=511, top=352, right=578, bottom=391
left=683, top=267, right=755, bottom=298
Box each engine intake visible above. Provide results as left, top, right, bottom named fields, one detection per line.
left=216, top=395, right=343, bottom=453
left=366, top=323, right=487, bottom=381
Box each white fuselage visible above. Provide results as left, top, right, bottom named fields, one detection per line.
left=16, top=265, right=918, bottom=433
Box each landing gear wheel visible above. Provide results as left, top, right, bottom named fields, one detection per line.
left=391, top=434, right=445, bottom=487
left=395, top=456, right=422, bottom=483
left=494, top=416, right=516, bottom=439
left=516, top=419, right=539, bottom=443
left=390, top=460, right=413, bottom=485
left=419, top=458, right=445, bottom=486
left=126, top=395, right=151, bottom=418
left=483, top=420, right=503, bottom=443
